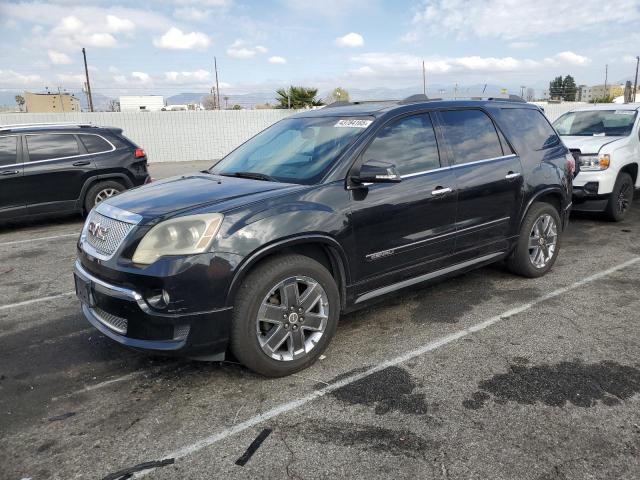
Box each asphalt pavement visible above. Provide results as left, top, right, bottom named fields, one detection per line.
left=1, top=162, right=639, bottom=480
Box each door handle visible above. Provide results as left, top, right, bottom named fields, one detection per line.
left=0, top=170, right=19, bottom=176
left=431, top=186, right=452, bottom=196
left=73, top=161, right=91, bottom=166
left=505, top=172, right=521, bottom=180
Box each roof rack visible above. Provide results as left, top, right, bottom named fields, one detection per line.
left=324, top=99, right=398, bottom=109
left=0, top=122, right=95, bottom=132
left=398, top=93, right=527, bottom=104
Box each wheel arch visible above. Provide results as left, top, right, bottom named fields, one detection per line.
left=77, top=174, right=134, bottom=212
left=226, top=235, right=350, bottom=311
left=520, top=187, right=564, bottom=227
left=619, top=163, right=638, bottom=185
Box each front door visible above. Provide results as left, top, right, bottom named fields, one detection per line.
left=436, top=109, right=524, bottom=256
left=349, top=113, right=458, bottom=291
left=0, top=134, right=26, bottom=220
left=23, top=133, right=96, bottom=213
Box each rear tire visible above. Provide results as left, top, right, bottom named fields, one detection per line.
left=604, top=172, right=633, bottom=222
left=84, top=180, right=125, bottom=213
left=230, top=254, right=340, bottom=377
left=507, top=202, right=561, bottom=278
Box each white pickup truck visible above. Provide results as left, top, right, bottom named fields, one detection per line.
left=553, top=104, right=639, bottom=221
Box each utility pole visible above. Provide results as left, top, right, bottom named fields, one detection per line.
left=57, top=86, right=65, bottom=113
left=422, top=61, right=426, bottom=96
left=634, top=56, right=639, bottom=103
left=604, top=64, right=608, bottom=96
left=520, top=86, right=526, bottom=98
left=214, top=56, right=221, bottom=110
left=82, top=48, right=94, bottom=112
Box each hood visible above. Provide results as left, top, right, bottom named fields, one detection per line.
left=104, top=173, right=297, bottom=223
left=560, top=135, right=624, bottom=154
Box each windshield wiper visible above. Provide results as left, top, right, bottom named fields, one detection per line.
left=220, top=171, right=278, bottom=182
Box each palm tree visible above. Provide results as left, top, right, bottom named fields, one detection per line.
left=275, top=86, right=324, bottom=109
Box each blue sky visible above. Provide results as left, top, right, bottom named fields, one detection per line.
left=1, top=0, right=639, bottom=97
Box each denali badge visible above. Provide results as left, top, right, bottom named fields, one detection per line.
left=88, top=221, right=109, bottom=241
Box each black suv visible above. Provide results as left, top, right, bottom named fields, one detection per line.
left=74, top=97, right=573, bottom=376
left=0, top=123, right=150, bottom=221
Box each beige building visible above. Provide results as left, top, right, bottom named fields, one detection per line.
left=576, top=84, right=625, bottom=102
left=24, top=91, right=81, bottom=113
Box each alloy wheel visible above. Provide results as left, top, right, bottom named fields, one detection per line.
left=617, top=182, right=631, bottom=214
left=95, top=188, right=120, bottom=205
left=528, top=214, right=557, bottom=269
left=256, top=275, right=329, bottom=361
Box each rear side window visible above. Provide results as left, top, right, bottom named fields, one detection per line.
left=439, top=110, right=503, bottom=164
left=79, top=134, right=113, bottom=154
left=363, top=113, right=440, bottom=175
left=26, top=134, right=80, bottom=162
left=0, top=136, right=18, bottom=166
left=500, top=108, right=559, bottom=151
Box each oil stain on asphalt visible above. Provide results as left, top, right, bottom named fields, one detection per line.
left=463, top=360, right=640, bottom=409
left=328, top=366, right=434, bottom=415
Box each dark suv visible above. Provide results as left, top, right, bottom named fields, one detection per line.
left=0, top=123, right=150, bottom=221
left=74, top=97, right=573, bottom=377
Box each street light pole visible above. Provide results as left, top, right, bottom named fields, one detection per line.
left=82, top=48, right=94, bottom=112
left=634, top=56, right=639, bottom=103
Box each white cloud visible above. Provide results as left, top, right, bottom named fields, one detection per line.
left=268, top=56, right=287, bottom=64
left=164, top=69, right=211, bottom=83
left=131, top=71, right=151, bottom=83
left=409, top=0, right=640, bottom=40
left=48, top=50, right=72, bottom=65
left=226, top=39, right=268, bottom=59
left=172, top=0, right=232, bottom=6
left=0, top=69, right=43, bottom=88
left=281, top=0, right=366, bottom=20
left=153, top=27, right=211, bottom=50
left=174, top=7, right=210, bottom=21
left=551, top=51, right=591, bottom=66
left=56, top=73, right=85, bottom=85
left=106, top=15, right=134, bottom=33
left=335, top=32, right=364, bottom=48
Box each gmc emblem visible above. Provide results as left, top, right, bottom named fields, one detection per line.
left=88, top=221, right=109, bottom=241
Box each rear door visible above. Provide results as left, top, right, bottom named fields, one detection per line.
left=436, top=109, right=523, bottom=257
left=350, top=112, right=458, bottom=289
left=23, top=133, right=96, bottom=213
left=0, top=134, right=26, bottom=219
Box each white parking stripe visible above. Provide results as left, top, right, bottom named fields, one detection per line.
left=0, top=291, right=75, bottom=311
left=135, top=256, right=640, bottom=476
left=0, top=232, right=79, bottom=247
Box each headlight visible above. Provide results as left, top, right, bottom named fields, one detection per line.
left=132, top=213, right=224, bottom=265
left=579, top=154, right=610, bottom=171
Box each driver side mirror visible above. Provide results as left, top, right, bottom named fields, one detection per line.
left=352, top=159, right=402, bottom=185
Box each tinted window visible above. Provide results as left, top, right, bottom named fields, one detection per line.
left=80, top=134, right=112, bottom=154
left=440, top=110, right=503, bottom=164
left=363, top=114, right=440, bottom=175
left=26, top=134, right=80, bottom=162
left=501, top=108, right=559, bottom=150
left=0, top=136, right=18, bottom=166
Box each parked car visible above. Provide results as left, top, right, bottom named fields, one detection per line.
left=74, top=97, right=573, bottom=377
left=552, top=104, right=639, bottom=221
left=0, top=122, right=150, bottom=221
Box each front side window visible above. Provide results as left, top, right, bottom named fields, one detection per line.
left=210, top=116, right=370, bottom=184
left=499, top=108, right=559, bottom=151
left=362, top=114, right=440, bottom=175
left=439, top=110, right=503, bottom=164
left=0, top=136, right=18, bottom=166
left=26, top=134, right=80, bottom=162
left=553, top=110, right=637, bottom=137
left=80, top=134, right=112, bottom=154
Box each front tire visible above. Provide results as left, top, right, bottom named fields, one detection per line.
left=604, top=172, right=633, bottom=222
left=230, top=254, right=340, bottom=377
left=84, top=180, right=125, bottom=212
left=507, top=202, right=561, bottom=278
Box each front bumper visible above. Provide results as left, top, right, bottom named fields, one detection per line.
left=572, top=185, right=609, bottom=212
left=74, top=260, right=233, bottom=358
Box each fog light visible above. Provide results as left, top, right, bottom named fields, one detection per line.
left=147, top=289, right=171, bottom=309
left=583, top=182, right=599, bottom=195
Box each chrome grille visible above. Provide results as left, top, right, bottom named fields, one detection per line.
left=93, top=307, right=128, bottom=334
left=84, top=210, right=135, bottom=258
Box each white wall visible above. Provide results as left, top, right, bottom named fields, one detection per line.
left=0, top=110, right=300, bottom=163
left=119, top=96, right=165, bottom=112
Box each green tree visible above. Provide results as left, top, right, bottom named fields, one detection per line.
left=231, top=104, right=242, bottom=110
left=15, top=95, right=25, bottom=112
left=275, top=86, right=324, bottom=109
left=326, top=87, right=350, bottom=104
left=562, top=75, right=577, bottom=101
left=549, top=76, right=564, bottom=99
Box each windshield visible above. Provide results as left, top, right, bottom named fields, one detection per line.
left=210, top=116, right=373, bottom=184
left=553, top=110, right=637, bottom=137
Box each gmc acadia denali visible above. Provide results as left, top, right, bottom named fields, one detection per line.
left=74, top=96, right=573, bottom=377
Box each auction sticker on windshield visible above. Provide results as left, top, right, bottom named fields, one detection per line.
left=334, top=119, right=373, bottom=128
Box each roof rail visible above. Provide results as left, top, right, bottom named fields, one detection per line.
left=397, top=93, right=527, bottom=104
left=398, top=94, right=429, bottom=104
left=324, top=99, right=398, bottom=109
left=0, top=122, right=95, bottom=131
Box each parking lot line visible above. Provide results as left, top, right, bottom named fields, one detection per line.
left=0, top=232, right=79, bottom=247
left=0, top=291, right=75, bottom=311
left=135, top=255, right=640, bottom=476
